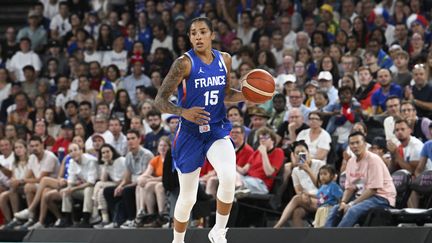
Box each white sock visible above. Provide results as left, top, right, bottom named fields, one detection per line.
left=214, top=212, right=230, bottom=230
left=172, top=229, right=185, bottom=243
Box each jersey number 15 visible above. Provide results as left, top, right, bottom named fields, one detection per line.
left=204, top=90, right=219, bottom=106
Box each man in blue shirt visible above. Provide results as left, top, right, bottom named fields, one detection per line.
left=372, top=68, right=402, bottom=114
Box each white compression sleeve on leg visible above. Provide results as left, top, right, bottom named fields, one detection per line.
left=207, top=138, right=237, bottom=204
left=173, top=167, right=201, bottom=223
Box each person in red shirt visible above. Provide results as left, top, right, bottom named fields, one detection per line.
left=51, top=121, right=74, bottom=160
left=201, top=123, right=254, bottom=198
left=235, top=127, right=284, bottom=197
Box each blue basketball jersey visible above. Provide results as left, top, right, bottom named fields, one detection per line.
left=178, top=49, right=228, bottom=127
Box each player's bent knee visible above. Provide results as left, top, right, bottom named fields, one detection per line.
left=174, top=197, right=197, bottom=222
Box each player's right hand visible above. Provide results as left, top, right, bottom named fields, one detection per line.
left=182, top=107, right=211, bottom=125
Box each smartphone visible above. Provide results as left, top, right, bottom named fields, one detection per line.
left=299, top=153, right=306, bottom=164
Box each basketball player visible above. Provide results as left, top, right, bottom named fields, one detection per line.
left=155, top=17, right=245, bottom=243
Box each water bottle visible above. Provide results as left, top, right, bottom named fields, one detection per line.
left=58, top=147, right=65, bottom=163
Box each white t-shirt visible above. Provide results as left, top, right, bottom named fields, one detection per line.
left=403, top=136, right=423, bottom=163
left=296, top=129, right=331, bottom=160
left=84, top=51, right=103, bottom=64
left=27, top=151, right=58, bottom=178
left=102, top=50, right=128, bottom=72
left=40, top=0, right=59, bottom=19
left=68, top=153, right=99, bottom=184
left=55, top=90, right=72, bottom=111
left=292, top=159, right=325, bottom=195
left=50, top=14, right=71, bottom=37
left=8, top=51, right=42, bottom=81
left=150, top=35, right=174, bottom=54
left=103, top=157, right=126, bottom=183
left=0, top=153, right=14, bottom=187
left=283, top=31, right=297, bottom=49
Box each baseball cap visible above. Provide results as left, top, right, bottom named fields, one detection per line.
left=318, top=71, right=333, bottom=81
left=61, top=120, right=74, bottom=130
left=281, top=74, right=296, bottom=84
left=305, top=80, right=319, bottom=88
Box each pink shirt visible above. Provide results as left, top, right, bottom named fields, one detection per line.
left=345, top=151, right=396, bottom=206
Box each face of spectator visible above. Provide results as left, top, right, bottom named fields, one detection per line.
left=93, top=137, right=104, bottom=150
left=157, top=139, right=169, bottom=155
left=5, top=27, right=15, bottom=42
left=79, top=105, right=92, bottom=120
left=358, top=69, right=372, bottom=86
left=45, top=109, right=54, bottom=124
left=74, top=124, right=85, bottom=138
left=106, top=67, right=119, bottom=81
left=94, top=118, right=108, bottom=133
left=130, top=118, right=142, bottom=131
left=101, top=146, right=113, bottom=162
left=259, top=132, right=274, bottom=150
left=227, top=108, right=242, bottom=124
left=312, top=47, right=323, bottom=62
left=411, top=22, right=425, bottom=36
left=23, top=69, right=35, bottom=81
left=68, top=143, right=82, bottom=161
left=34, top=120, right=46, bottom=136
left=314, top=93, right=328, bottom=108
left=72, top=136, right=85, bottom=149
left=230, top=39, right=242, bottom=53
left=118, top=91, right=129, bottom=105
left=395, top=122, right=411, bottom=142
left=66, top=104, right=78, bottom=116
left=258, top=36, right=271, bottom=51
left=401, top=103, right=416, bottom=121
left=329, top=46, right=341, bottom=61
left=5, top=125, right=16, bottom=139
left=377, top=69, right=392, bottom=87
left=62, top=127, right=74, bottom=140
left=304, top=85, right=317, bottom=97
left=14, top=142, right=26, bottom=158
left=89, top=63, right=101, bottom=77
left=395, top=25, right=407, bottom=41
left=59, top=4, right=68, bottom=17
left=342, top=0, right=355, bottom=16
left=127, top=133, right=140, bottom=150
left=151, top=71, right=162, bottom=87
left=394, top=55, right=408, bottom=69
left=413, top=67, right=427, bottom=87
left=30, top=140, right=44, bottom=157
left=241, top=13, right=251, bottom=27
left=273, top=96, right=286, bottom=112
left=0, top=140, right=12, bottom=156
left=296, top=34, right=309, bottom=49
left=348, top=134, right=366, bottom=157
left=168, top=118, right=179, bottom=133
left=288, top=109, right=303, bottom=126
left=230, top=127, right=244, bottom=146
left=303, top=18, right=315, bottom=35
left=79, top=77, right=90, bottom=91
left=294, top=62, right=305, bottom=76
left=113, top=37, right=125, bottom=52
left=308, top=113, right=322, bottom=129
left=148, top=115, right=161, bottom=131
left=347, top=38, right=357, bottom=51
left=109, top=120, right=122, bottom=135
left=279, top=16, right=292, bottom=34
left=321, top=57, right=333, bottom=71
left=289, top=90, right=303, bottom=107
left=103, top=89, right=115, bottom=103
left=133, top=62, right=143, bottom=75
left=239, top=63, right=252, bottom=77
left=15, top=94, right=27, bottom=110
left=250, top=116, right=267, bottom=129
left=341, top=77, right=355, bottom=91
left=97, top=105, right=110, bottom=116
left=352, top=123, right=366, bottom=135
left=341, top=57, right=353, bottom=73
left=339, top=89, right=353, bottom=104
left=386, top=98, right=400, bottom=117
left=367, top=41, right=380, bottom=55
left=0, top=69, right=7, bottom=83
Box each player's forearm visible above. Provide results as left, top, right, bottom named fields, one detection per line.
left=154, top=96, right=183, bottom=116
left=224, top=89, right=245, bottom=103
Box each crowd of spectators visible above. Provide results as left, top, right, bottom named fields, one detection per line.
left=0, top=0, right=431, bottom=230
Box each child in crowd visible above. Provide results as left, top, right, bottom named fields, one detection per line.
left=313, top=165, right=343, bottom=227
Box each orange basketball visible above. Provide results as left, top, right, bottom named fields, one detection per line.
left=241, top=69, right=275, bottom=103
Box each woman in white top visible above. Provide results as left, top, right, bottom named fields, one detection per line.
left=296, top=111, right=331, bottom=161
left=92, top=144, right=126, bottom=228
left=274, top=141, right=325, bottom=228
left=0, top=139, right=28, bottom=222
left=45, top=107, right=61, bottom=138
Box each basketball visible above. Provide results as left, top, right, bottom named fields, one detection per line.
left=241, top=69, right=275, bottom=103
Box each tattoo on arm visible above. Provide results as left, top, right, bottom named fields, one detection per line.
left=155, top=58, right=187, bottom=116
